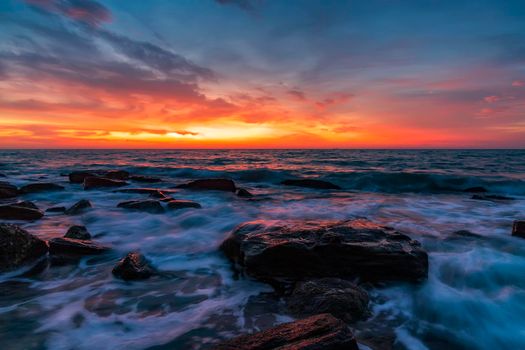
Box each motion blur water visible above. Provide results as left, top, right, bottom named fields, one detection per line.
left=0, top=149, right=524, bottom=350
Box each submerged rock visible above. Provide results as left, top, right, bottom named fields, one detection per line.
left=104, top=170, right=129, bottom=180
left=166, top=199, right=201, bottom=210
left=48, top=237, right=110, bottom=255
left=84, top=176, right=127, bottom=190
left=463, top=186, right=488, bottom=193
left=112, top=252, right=155, bottom=280
left=176, top=178, right=236, bottom=192
left=287, top=278, right=369, bottom=323
left=512, top=221, right=525, bottom=238
left=130, top=175, right=162, bottom=183
left=117, top=200, right=165, bottom=214
left=471, top=194, right=514, bottom=201
left=221, top=219, right=428, bottom=283
left=65, top=225, right=91, bottom=240
left=0, top=182, right=18, bottom=199
left=46, top=206, right=66, bottom=213
left=115, top=188, right=177, bottom=195
left=69, top=171, right=95, bottom=183
left=65, top=199, right=92, bottom=215
left=281, top=179, right=341, bottom=190
left=0, top=173, right=5, bottom=177
left=0, top=224, right=48, bottom=272
left=236, top=188, right=254, bottom=198
left=19, top=183, right=65, bottom=193
left=213, top=313, right=358, bottom=350
left=0, top=202, right=44, bottom=220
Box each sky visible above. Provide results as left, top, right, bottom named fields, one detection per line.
left=0, top=0, right=524, bottom=148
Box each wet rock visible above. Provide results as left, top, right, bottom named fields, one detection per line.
left=115, top=188, right=177, bottom=195
left=512, top=221, right=525, bottom=238
left=65, top=225, right=91, bottom=240
left=19, top=182, right=65, bottom=194
left=236, top=188, right=254, bottom=198
left=176, top=178, right=236, bottom=192
left=471, top=194, right=514, bottom=201
left=117, top=200, right=165, bottom=214
left=149, top=190, right=169, bottom=199
left=213, top=313, right=358, bottom=350
left=463, top=186, right=488, bottom=193
left=0, top=224, right=48, bottom=272
left=46, top=206, right=66, bottom=213
left=281, top=179, right=341, bottom=190
left=287, top=278, right=369, bottom=323
left=112, top=252, right=155, bottom=280
left=130, top=175, right=162, bottom=183
left=65, top=199, right=92, bottom=215
left=0, top=173, right=5, bottom=177
left=104, top=170, right=129, bottom=180
left=48, top=238, right=110, bottom=255
left=69, top=171, right=95, bottom=183
left=0, top=182, right=18, bottom=199
left=84, top=176, right=127, bottom=190
left=221, top=219, right=428, bottom=283
left=166, top=199, right=201, bottom=210
left=0, top=202, right=44, bottom=220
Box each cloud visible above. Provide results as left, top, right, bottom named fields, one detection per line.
left=512, top=80, right=525, bottom=87
left=315, top=92, right=353, bottom=109
left=25, top=0, right=111, bottom=26
left=287, top=89, right=306, bottom=101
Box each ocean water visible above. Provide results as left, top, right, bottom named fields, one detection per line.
left=0, top=149, right=524, bottom=350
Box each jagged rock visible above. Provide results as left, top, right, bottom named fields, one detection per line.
left=65, top=199, right=92, bottom=215
left=236, top=188, right=254, bottom=198
left=221, top=219, right=428, bottom=283
left=176, top=178, right=236, bottom=192
left=512, top=221, right=525, bottom=238
left=64, top=225, right=91, bottom=240
left=48, top=237, right=110, bottom=255
left=69, top=171, right=95, bottom=183
left=0, top=202, right=44, bottom=220
left=112, top=252, right=155, bottom=280
left=212, top=313, right=358, bottom=350
left=19, top=183, right=65, bottom=193
left=281, top=179, right=341, bottom=190
left=0, top=182, right=18, bottom=199
left=104, top=170, right=129, bottom=180
left=130, top=175, right=162, bottom=183
left=0, top=224, right=48, bottom=272
left=463, top=186, right=488, bottom=193
left=117, top=200, right=165, bottom=214
left=46, top=206, right=66, bottom=213
left=287, top=278, right=369, bottom=323
left=84, top=177, right=127, bottom=190
left=166, top=199, right=201, bottom=210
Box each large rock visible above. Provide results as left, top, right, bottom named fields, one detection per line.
left=48, top=238, right=110, bottom=255
left=236, top=188, right=254, bottom=198
left=512, top=221, right=525, bottom=238
left=19, top=183, right=65, bottom=193
left=69, top=171, right=95, bottom=183
left=166, top=199, right=201, bottom=210
left=104, top=170, right=129, bottom=180
left=0, top=224, right=48, bottom=272
left=65, top=225, right=91, bottom=240
left=213, top=313, right=358, bottom=350
left=287, top=278, right=369, bottom=323
left=176, top=178, right=236, bottom=192
left=0, top=182, right=18, bottom=199
left=84, top=176, right=127, bottom=190
left=221, top=219, right=428, bottom=283
left=46, top=206, right=66, bottom=213
left=117, top=200, right=165, bottom=214
left=281, top=179, right=341, bottom=190
left=65, top=199, right=92, bottom=215
left=0, top=202, right=44, bottom=220
left=112, top=252, right=155, bottom=280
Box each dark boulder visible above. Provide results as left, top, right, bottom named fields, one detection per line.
left=104, top=170, right=130, bottom=180
left=48, top=237, right=110, bottom=255
left=287, top=278, right=369, bottom=323
left=176, top=178, right=236, bottom=192
left=471, top=194, right=514, bottom=201
left=0, top=202, right=44, bottom=220
left=0, top=182, right=18, bottom=199
left=221, top=219, right=428, bottom=283
left=65, top=199, right=92, bottom=215
left=0, top=173, right=5, bottom=177
left=46, top=206, right=66, bottom=213
left=166, top=199, right=201, bottom=210
left=512, top=221, right=525, bottom=238
left=69, top=171, right=95, bottom=183
left=130, top=175, right=162, bottom=183
left=463, top=186, right=488, bottom=193
left=65, top=225, right=91, bottom=240
left=117, top=200, right=165, bottom=214
left=281, top=179, right=341, bottom=190
left=236, top=188, right=254, bottom=198
left=0, top=224, right=48, bottom=272
left=84, top=177, right=127, bottom=190
left=115, top=188, right=177, bottom=195
left=19, top=183, right=65, bottom=193
left=112, top=252, right=155, bottom=280
left=212, top=313, right=358, bottom=350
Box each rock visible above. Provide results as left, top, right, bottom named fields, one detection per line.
left=221, top=219, right=428, bottom=283
left=166, top=199, right=201, bottom=210
left=112, top=252, right=155, bottom=280
left=65, top=225, right=91, bottom=240
left=19, top=183, right=65, bottom=193
left=471, top=194, right=514, bottom=201
left=0, top=202, right=44, bottom=220
left=212, top=313, right=358, bottom=350
left=236, top=188, right=254, bottom=198
left=84, top=176, right=127, bottom=190
left=463, top=186, right=488, bottom=193
left=65, top=199, right=92, bottom=215
left=130, top=175, right=162, bottom=183
left=69, top=171, right=95, bottom=183
left=0, top=182, right=18, bottom=199
left=512, top=221, right=525, bottom=238
left=149, top=190, right=169, bottom=199
left=48, top=237, right=110, bottom=255
left=46, top=206, right=66, bottom=213
left=115, top=188, right=177, bottom=195
left=117, top=200, right=165, bottom=214
left=0, top=224, right=48, bottom=272
left=0, top=173, right=5, bottom=177
left=104, top=170, right=130, bottom=180
left=281, top=179, right=341, bottom=190
left=287, top=278, right=369, bottom=323
left=176, top=178, right=236, bottom=192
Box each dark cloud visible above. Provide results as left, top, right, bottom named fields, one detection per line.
left=25, top=0, right=111, bottom=26
left=287, top=89, right=306, bottom=101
